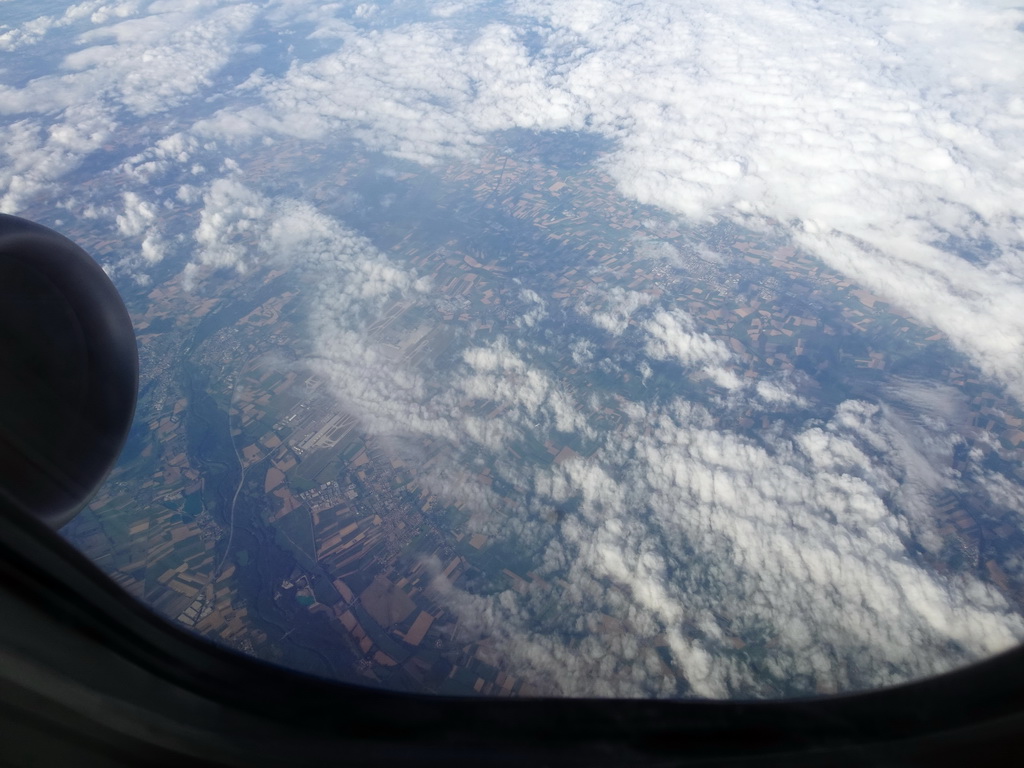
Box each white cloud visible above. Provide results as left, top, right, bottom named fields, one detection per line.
left=176, top=182, right=1018, bottom=698
left=532, top=0, right=1024, bottom=398
left=439, top=393, right=1024, bottom=698
left=756, top=379, right=807, bottom=408
left=0, top=1, right=131, bottom=52
left=0, top=103, right=114, bottom=212
left=1, top=4, right=258, bottom=117
left=0, top=1, right=257, bottom=212
left=192, top=177, right=268, bottom=274
left=196, top=18, right=583, bottom=163
left=109, top=190, right=167, bottom=272
left=193, top=0, right=1024, bottom=399
left=582, top=287, right=653, bottom=336
left=119, top=131, right=200, bottom=182
left=6, top=0, right=1024, bottom=701
left=643, top=308, right=733, bottom=370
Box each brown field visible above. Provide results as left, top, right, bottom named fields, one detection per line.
left=360, top=575, right=416, bottom=628
left=852, top=289, right=880, bottom=308
left=274, top=455, right=297, bottom=472
left=553, top=446, right=578, bottom=465
left=403, top=610, right=435, bottom=647
left=270, top=487, right=301, bottom=520
left=442, top=557, right=461, bottom=579
left=502, top=569, right=530, bottom=594
left=332, top=578, right=355, bottom=603
left=264, top=466, right=285, bottom=492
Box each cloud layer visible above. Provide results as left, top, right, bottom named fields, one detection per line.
left=5, top=0, right=1024, bottom=698
left=190, top=0, right=1024, bottom=397
left=178, top=171, right=1024, bottom=697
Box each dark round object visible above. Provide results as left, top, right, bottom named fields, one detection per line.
left=0, top=214, right=137, bottom=529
